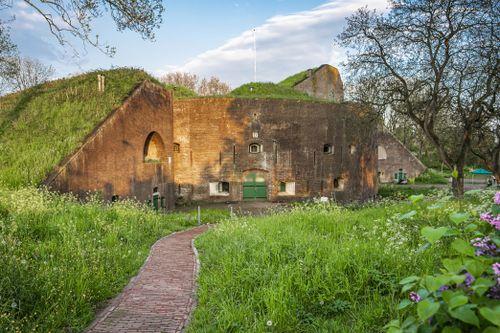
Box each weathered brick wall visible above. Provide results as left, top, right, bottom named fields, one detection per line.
left=294, top=65, right=344, bottom=102
left=173, top=98, right=377, bottom=203
left=377, top=131, right=426, bottom=183
left=45, top=82, right=175, bottom=208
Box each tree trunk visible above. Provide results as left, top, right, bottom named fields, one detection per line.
left=451, top=165, right=465, bottom=197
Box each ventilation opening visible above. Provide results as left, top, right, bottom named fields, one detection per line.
left=144, top=132, right=166, bottom=162
left=349, top=145, right=357, bottom=155
left=323, top=144, right=333, bottom=155
left=173, top=143, right=180, bottom=153
left=334, top=178, right=345, bottom=191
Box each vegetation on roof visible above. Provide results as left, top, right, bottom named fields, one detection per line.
left=229, top=82, right=314, bottom=100
left=0, top=67, right=158, bottom=188
left=163, top=83, right=198, bottom=98
left=278, top=67, right=316, bottom=87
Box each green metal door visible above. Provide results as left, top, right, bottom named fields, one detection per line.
left=243, top=172, right=267, bottom=199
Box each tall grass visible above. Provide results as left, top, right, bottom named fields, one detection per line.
left=0, top=187, right=227, bottom=332
left=187, top=195, right=485, bottom=332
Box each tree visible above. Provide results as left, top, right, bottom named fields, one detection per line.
left=0, top=0, right=164, bottom=56
left=471, top=118, right=500, bottom=182
left=198, top=76, right=231, bottom=96
left=160, top=72, right=231, bottom=96
left=339, top=0, right=499, bottom=196
left=161, top=72, right=198, bottom=91
left=3, top=56, right=55, bottom=91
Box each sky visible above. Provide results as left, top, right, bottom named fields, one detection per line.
left=7, top=0, right=388, bottom=88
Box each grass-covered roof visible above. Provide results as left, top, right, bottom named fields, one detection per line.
left=0, top=68, right=161, bottom=188
left=229, top=82, right=314, bottom=100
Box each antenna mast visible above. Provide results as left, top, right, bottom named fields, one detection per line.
left=253, top=28, right=257, bottom=82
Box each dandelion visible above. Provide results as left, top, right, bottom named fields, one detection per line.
left=266, top=320, right=273, bottom=326
left=409, top=292, right=421, bottom=303
left=319, top=300, right=324, bottom=305
left=11, top=301, right=17, bottom=309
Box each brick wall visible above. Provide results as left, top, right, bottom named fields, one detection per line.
left=45, top=81, right=175, bottom=208
left=173, top=98, right=378, bottom=203
left=294, top=65, right=344, bottom=102
left=377, top=131, right=426, bottom=183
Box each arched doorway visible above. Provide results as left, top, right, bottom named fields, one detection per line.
left=243, top=171, right=268, bottom=200
left=144, top=132, right=166, bottom=162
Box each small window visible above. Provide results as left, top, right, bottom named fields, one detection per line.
left=249, top=143, right=261, bottom=154
left=323, top=144, right=333, bottom=155
left=334, top=178, right=345, bottom=191
left=349, top=145, right=357, bottom=155
left=111, top=195, right=119, bottom=202
left=278, top=181, right=295, bottom=195
left=209, top=182, right=230, bottom=196
left=377, top=146, right=387, bottom=160
left=173, top=143, right=180, bottom=153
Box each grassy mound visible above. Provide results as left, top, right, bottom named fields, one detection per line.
left=0, top=187, right=227, bottom=332
left=163, top=84, right=198, bottom=98
left=279, top=68, right=315, bottom=87
left=0, top=68, right=161, bottom=188
left=186, top=193, right=485, bottom=332
left=230, top=82, right=313, bottom=100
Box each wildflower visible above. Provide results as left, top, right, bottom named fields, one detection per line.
left=438, top=285, right=449, bottom=292
left=11, top=301, right=17, bottom=309
left=409, top=292, right=421, bottom=303
left=493, top=263, right=500, bottom=276
left=464, top=273, right=475, bottom=287
left=495, top=192, right=500, bottom=205
left=479, top=212, right=500, bottom=230
left=266, top=320, right=273, bottom=326
left=487, top=283, right=500, bottom=300
left=319, top=300, right=324, bottom=305
left=471, top=237, right=498, bottom=256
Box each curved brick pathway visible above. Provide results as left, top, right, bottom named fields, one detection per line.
left=86, top=225, right=209, bottom=333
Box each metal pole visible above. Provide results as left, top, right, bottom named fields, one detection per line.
left=197, top=206, right=201, bottom=225
left=253, top=28, right=257, bottom=82
left=230, top=205, right=234, bottom=218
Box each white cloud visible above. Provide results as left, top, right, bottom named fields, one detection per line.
left=158, top=0, right=388, bottom=88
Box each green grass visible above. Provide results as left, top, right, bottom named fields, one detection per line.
left=414, top=169, right=449, bottom=184
left=163, top=83, right=198, bottom=98
left=278, top=68, right=315, bottom=88
left=377, top=185, right=443, bottom=199
left=0, top=187, right=228, bottom=332
left=186, top=194, right=484, bottom=332
left=230, top=82, right=315, bottom=100
left=0, top=68, right=162, bottom=188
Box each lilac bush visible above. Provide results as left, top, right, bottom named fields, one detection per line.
left=386, top=192, right=500, bottom=333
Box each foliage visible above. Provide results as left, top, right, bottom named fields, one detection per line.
left=0, top=68, right=158, bottom=188
left=386, top=191, right=500, bottom=332
left=163, top=83, right=198, bottom=98
left=0, top=0, right=164, bottom=56
left=278, top=68, right=315, bottom=88
left=1, top=56, right=55, bottom=93
left=0, top=187, right=227, bottom=332
left=230, top=82, right=315, bottom=100
left=415, top=169, right=449, bottom=185
left=338, top=0, right=499, bottom=196
left=160, top=72, right=230, bottom=96
left=378, top=185, right=442, bottom=200
left=186, top=193, right=492, bottom=332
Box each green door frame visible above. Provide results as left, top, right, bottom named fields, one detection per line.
left=243, top=172, right=268, bottom=200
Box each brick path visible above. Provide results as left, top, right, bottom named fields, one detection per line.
left=86, top=225, right=209, bottom=333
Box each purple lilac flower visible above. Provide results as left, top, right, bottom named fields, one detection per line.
left=471, top=237, right=498, bottom=256
left=438, top=285, right=449, bottom=292
left=495, top=192, right=500, bottom=205
left=480, top=212, right=500, bottom=230
left=409, top=292, right=421, bottom=303
left=493, top=263, right=500, bottom=276
left=464, top=273, right=475, bottom=287
left=487, top=283, right=500, bottom=300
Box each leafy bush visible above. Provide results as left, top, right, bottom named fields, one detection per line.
left=415, top=169, right=450, bottom=185
left=0, top=187, right=225, bottom=332
left=378, top=185, right=442, bottom=200
left=386, top=191, right=499, bottom=332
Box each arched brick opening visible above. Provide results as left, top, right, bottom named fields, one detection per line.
left=144, top=132, right=166, bottom=162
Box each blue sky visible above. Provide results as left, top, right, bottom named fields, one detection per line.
left=8, top=0, right=388, bottom=87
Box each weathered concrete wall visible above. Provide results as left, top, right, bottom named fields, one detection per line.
left=173, top=98, right=377, bottom=203
left=377, top=131, right=426, bottom=183
left=294, top=65, right=344, bottom=102
left=45, top=82, right=175, bottom=208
